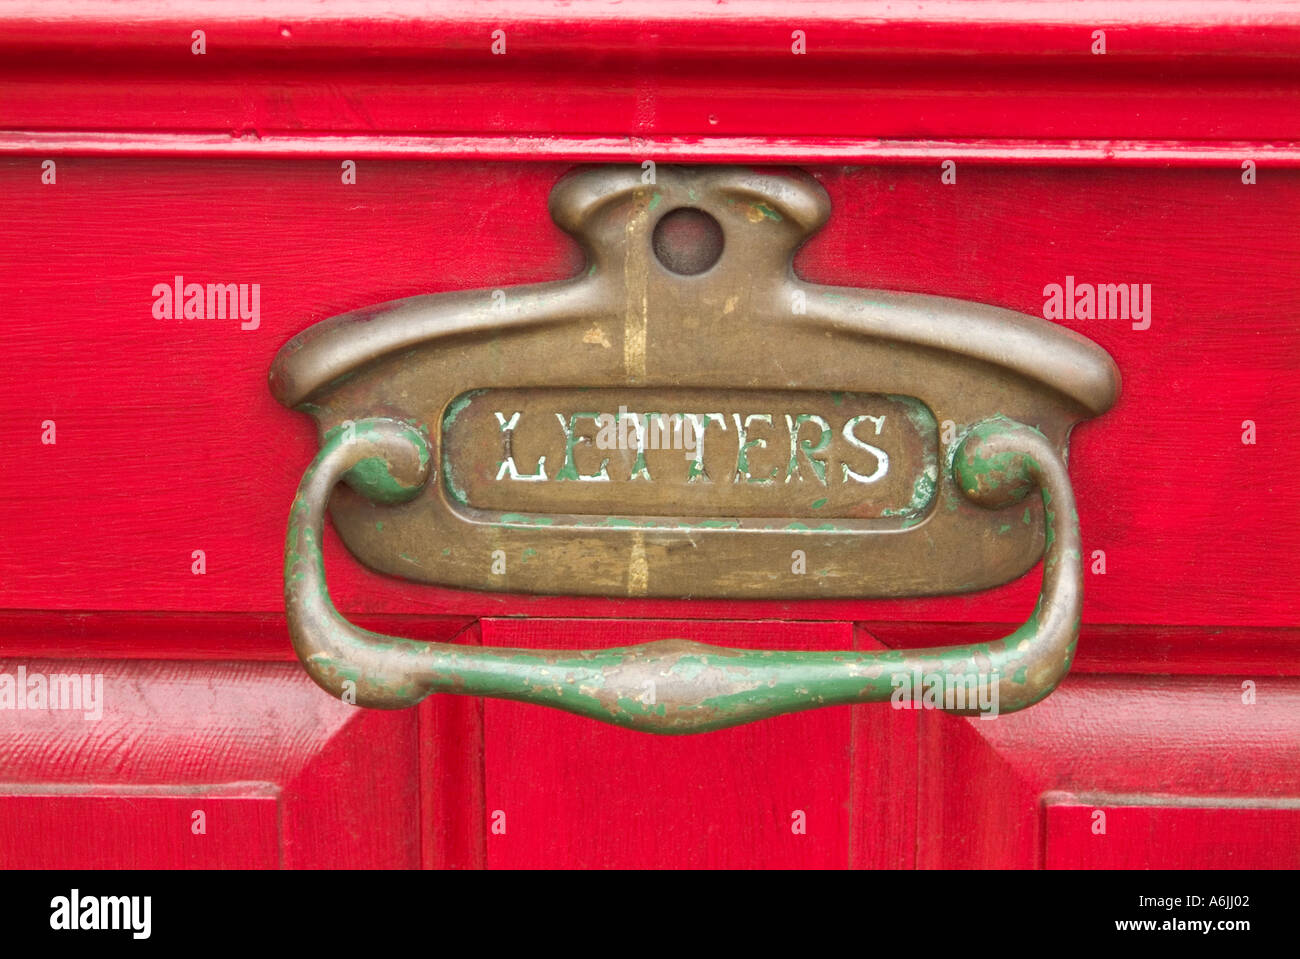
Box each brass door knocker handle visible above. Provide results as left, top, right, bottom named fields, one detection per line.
left=284, top=415, right=1081, bottom=732
left=272, top=165, right=1117, bottom=732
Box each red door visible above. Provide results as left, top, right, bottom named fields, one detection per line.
left=2, top=3, right=1298, bottom=870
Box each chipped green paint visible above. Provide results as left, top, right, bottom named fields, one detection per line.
left=495, top=514, right=760, bottom=531
left=876, top=396, right=940, bottom=523
left=521, top=547, right=538, bottom=563
left=953, top=415, right=1040, bottom=498
left=881, top=465, right=939, bottom=522
left=648, top=192, right=663, bottom=212
left=442, top=389, right=485, bottom=429
left=624, top=409, right=661, bottom=479
left=810, top=497, right=828, bottom=509
left=554, top=411, right=609, bottom=481
left=787, top=412, right=832, bottom=482
left=329, top=420, right=431, bottom=503
left=734, top=416, right=779, bottom=484
left=346, top=456, right=402, bottom=499
left=285, top=417, right=1084, bottom=732
left=442, top=456, right=470, bottom=506
left=498, top=512, right=555, bottom=526
left=888, top=392, right=939, bottom=442
left=913, top=467, right=938, bottom=507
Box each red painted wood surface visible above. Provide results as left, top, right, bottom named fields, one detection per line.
left=1, top=1, right=1297, bottom=869
left=3, top=161, right=1296, bottom=631
left=1044, top=802, right=1300, bottom=869
left=916, top=676, right=1300, bottom=868
left=3, top=2, right=1300, bottom=143
left=0, top=658, right=425, bottom=868
left=480, top=620, right=862, bottom=868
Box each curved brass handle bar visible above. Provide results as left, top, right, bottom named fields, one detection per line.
left=285, top=417, right=1082, bottom=733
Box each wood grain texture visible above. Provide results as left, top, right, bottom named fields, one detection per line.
left=1044, top=800, right=1300, bottom=869
left=0, top=792, right=281, bottom=869
left=2, top=161, right=1296, bottom=636
left=866, top=622, right=1300, bottom=676
left=915, top=675, right=1300, bottom=868
left=2, top=2, right=1299, bottom=141
left=480, top=619, right=857, bottom=868
left=419, top=622, right=486, bottom=870
left=0, top=610, right=475, bottom=661
left=0, top=657, right=439, bottom=867
left=849, top=626, right=920, bottom=870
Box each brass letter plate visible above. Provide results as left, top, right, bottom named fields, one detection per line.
left=271, top=165, right=1118, bottom=599
left=440, top=388, right=937, bottom=520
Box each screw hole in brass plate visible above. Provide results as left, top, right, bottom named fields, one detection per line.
left=652, top=207, right=724, bottom=275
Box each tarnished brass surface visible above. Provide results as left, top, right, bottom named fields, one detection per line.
left=271, top=164, right=1119, bottom=600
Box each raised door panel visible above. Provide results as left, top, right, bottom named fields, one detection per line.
left=0, top=656, right=425, bottom=868
left=1044, top=801, right=1300, bottom=869
left=915, top=676, right=1300, bottom=869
